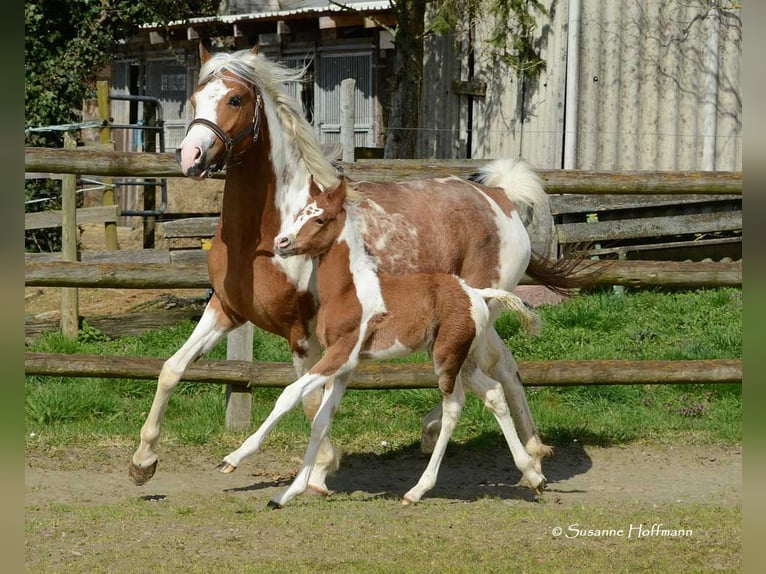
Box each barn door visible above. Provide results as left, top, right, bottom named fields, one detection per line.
left=315, top=51, right=374, bottom=147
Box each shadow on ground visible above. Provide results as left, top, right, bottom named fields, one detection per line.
left=223, top=434, right=593, bottom=503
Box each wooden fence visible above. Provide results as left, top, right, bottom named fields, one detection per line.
left=24, top=148, right=743, bottom=430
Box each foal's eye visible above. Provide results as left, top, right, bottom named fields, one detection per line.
left=315, top=218, right=325, bottom=225
left=228, top=95, right=242, bottom=107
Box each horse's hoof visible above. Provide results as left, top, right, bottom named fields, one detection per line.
left=216, top=461, right=237, bottom=474
left=534, top=478, right=547, bottom=496
left=267, top=499, right=284, bottom=510
left=401, top=496, right=417, bottom=506
left=129, top=460, right=157, bottom=486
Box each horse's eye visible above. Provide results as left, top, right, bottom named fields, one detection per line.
left=229, top=95, right=242, bottom=107
left=315, top=218, right=325, bottom=225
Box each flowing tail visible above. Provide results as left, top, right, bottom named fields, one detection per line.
left=477, top=288, right=543, bottom=337
left=470, top=157, right=607, bottom=294
left=468, top=157, right=557, bottom=260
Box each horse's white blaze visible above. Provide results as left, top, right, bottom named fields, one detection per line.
left=177, top=79, right=229, bottom=172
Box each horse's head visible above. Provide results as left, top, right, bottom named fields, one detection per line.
left=176, top=44, right=263, bottom=179
left=274, top=177, right=348, bottom=258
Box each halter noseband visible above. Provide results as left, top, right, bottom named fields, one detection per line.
left=185, top=91, right=263, bottom=176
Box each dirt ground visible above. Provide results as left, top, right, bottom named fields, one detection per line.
left=25, top=226, right=740, bottom=571
left=26, top=441, right=741, bottom=510
left=25, top=441, right=741, bottom=572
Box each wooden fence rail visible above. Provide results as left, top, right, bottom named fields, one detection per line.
left=25, top=148, right=743, bottom=429
left=24, top=258, right=743, bottom=289
left=24, top=147, right=742, bottom=194
left=25, top=354, right=742, bottom=388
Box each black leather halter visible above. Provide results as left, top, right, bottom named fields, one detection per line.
left=184, top=91, right=263, bottom=176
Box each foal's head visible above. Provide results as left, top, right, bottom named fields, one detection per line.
left=274, top=177, right=348, bottom=258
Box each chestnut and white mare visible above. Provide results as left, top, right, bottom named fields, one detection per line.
left=129, top=45, right=578, bottom=495
left=217, top=176, right=546, bottom=507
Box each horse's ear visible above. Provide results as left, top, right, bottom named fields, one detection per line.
left=199, top=41, right=212, bottom=64
left=308, top=176, right=322, bottom=198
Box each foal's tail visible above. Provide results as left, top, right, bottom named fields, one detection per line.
left=477, top=289, right=543, bottom=337
left=468, top=157, right=557, bottom=259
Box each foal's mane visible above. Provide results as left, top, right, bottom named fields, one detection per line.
left=199, top=49, right=340, bottom=191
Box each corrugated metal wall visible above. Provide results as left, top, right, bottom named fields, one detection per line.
left=419, top=0, right=742, bottom=171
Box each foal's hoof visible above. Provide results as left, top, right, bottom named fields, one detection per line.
left=129, top=460, right=158, bottom=486
left=216, top=461, right=237, bottom=474
left=266, top=499, right=284, bottom=510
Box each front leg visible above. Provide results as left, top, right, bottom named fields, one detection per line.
left=269, top=373, right=350, bottom=508
left=130, top=297, right=237, bottom=485
left=218, top=371, right=330, bottom=472
left=293, top=335, right=341, bottom=495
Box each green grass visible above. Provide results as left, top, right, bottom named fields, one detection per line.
left=25, top=288, right=742, bottom=450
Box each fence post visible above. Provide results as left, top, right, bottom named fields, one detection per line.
left=340, top=78, right=356, bottom=162
left=97, top=80, right=119, bottom=250
left=60, top=133, right=79, bottom=339
left=225, top=323, right=254, bottom=431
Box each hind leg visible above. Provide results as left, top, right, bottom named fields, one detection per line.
left=464, top=362, right=546, bottom=493
left=474, top=328, right=553, bottom=473
left=404, top=376, right=466, bottom=504
left=130, top=296, right=238, bottom=485
left=422, top=328, right=553, bottom=471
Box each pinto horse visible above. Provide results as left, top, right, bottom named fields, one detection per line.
left=129, top=44, right=580, bottom=494
left=216, top=176, right=546, bottom=507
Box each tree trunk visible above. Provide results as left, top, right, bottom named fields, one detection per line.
left=384, top=0, right=426, bottom=159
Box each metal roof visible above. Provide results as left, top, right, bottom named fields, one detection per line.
left=146, top=1, right=392, bottom=29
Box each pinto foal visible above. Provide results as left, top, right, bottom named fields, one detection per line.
left=219, top=177, right=546, bottom=507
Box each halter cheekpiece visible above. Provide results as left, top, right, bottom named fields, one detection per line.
left=185, top=90, right=263, bottom=176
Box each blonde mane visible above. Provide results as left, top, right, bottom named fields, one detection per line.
left=199, top=49, right=340, bottom=190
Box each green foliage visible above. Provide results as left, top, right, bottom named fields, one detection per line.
left=485, top=0, right=548, bottom=81
left=24, top=1, right=219, bottom=251
left=428, top=0, right=548, bottom=82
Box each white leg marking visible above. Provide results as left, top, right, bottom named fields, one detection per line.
left=131, top=302, right=232, bottom=479
left=466, top=367, right=545, bottom=492
left=221, top=372, right=331, bottom=470
left=404, top=380, right=466, bottom=504
left=270, top=374, right=349, bottom=508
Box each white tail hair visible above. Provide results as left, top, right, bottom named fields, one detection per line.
left=477, top=288, right=543, bottom=337
left=471, top=158, right=557, bottom=259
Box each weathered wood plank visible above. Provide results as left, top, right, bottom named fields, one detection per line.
left=25, top=249, right=173, bottom=264
left=25, top=205, right=121, bottom=230
left=25, top=260, right=211, bottom=288
left=557, top=211, right=742, bottom=243
left=550, top=193, right=741, bottom=214
left=583, top=259, right=741, bottom=288
left=24, top=258, right=742, bottom=289
left=161, top=217, right=218, bottom=238
left=587, top=237, right=742, bottom=258
left=25, top=148, right=742, bottom=194
left=25, top=249, right=206, bottom=265
left=25, top=148, right=186, bottom=178
left=25, top=308, right=206, bottom=341
left=24, top=353, right=742, bottom=387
